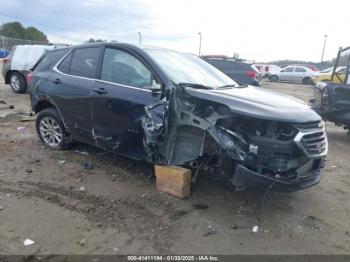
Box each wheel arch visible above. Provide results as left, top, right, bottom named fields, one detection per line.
left=34, top=98, right=68, bottom=131
left=302, top=76, right=312, bottom=83
left=35, top=99, right=55, bottom=114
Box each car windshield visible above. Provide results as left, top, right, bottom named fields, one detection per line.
left=144, top=48, right=238, bottom=88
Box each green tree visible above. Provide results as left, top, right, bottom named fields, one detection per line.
left=86, top=38, right=106, bottom=43
left=0, top=21, right=48, bottom=42
left=25, top=26, right=48, bottom=42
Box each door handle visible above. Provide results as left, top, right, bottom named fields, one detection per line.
left=53, top=78, right=61, bottom=84
left=93, top=87, right=108, bottom=95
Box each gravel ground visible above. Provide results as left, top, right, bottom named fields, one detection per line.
left=0, top=72, right=349, bottom=255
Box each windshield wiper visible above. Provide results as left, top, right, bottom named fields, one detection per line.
left=177, top=82, right=213, bottom=90
left=217, top=84, right=237, bottom=89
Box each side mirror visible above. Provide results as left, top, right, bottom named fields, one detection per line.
left=146, top=80, right=162, bottom=92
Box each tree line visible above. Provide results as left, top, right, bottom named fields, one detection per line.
left=0, top=21, right=49, bottom=42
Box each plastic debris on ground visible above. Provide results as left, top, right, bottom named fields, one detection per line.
left=16, top=126, right=26, bottom=132
left=78, top=238, right=87, bottom=246
left=23, top=239, right=35, bottom=246
left=74, top=150, right=89, bottom=156
left=81, top=161, right=94, bottom=170
left=58, top=160, right=66, bottom=165
left=252, top=225, right=259, bottom=233
left=203, top=225, right=216, bottom=237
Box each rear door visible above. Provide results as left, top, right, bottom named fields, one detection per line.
left=91, top=46, right=162, bottom=159
left=52, top=46, right=101, bottom=143
left=294, top=67, right=308, bottom=82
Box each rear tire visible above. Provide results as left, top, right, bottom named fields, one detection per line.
left=270, top=75, right=278, bottom=82
left=10, top=72, right=27, bottom=94
left=302, top=77, right=312, bottom=85
left=36, top=108, right=72, bottom=150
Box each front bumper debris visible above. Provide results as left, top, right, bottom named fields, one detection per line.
left=232, top=164, right=322, bottom=192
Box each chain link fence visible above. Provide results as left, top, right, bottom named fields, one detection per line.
left=1, top=35, right=50, bottom=49
left=0, top=35, right=67, bottom=58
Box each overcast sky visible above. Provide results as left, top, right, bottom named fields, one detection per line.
left=0, top=0, right=349, bottom=62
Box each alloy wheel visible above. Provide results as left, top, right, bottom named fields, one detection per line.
left=10, top=75, right=21, bottom=91
left=39, top=116, right=63, bottom=147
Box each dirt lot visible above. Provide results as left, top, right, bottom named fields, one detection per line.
left=0, top=71, right=350, bottom=255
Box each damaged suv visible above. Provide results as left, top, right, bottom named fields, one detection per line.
left=29, top=43, right=328, bottom=192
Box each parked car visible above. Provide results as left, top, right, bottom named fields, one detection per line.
left=311, top=46, right=350, bottom=134
left=0, top=48, right=9, bottom=58
left=281, top=64, right=319, bottom=71
left=312, top=66, right=349, bottom=84
left=269, top=65, right=318, bottom=84
left=319, top=67, right=334, bottom=73
left=201, top=55, right=261, bottom=86
left=29, top=43, right=327, bottom=192
left=2, top=45, right=58, bottom=93
left=254, top=64, right=281, bottom=78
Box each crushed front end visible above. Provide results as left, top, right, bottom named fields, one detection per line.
left=218, top=118, right=328, bottom=192
left=142, top=85, right=328, bottom=192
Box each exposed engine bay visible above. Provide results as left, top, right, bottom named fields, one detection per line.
left=142, top=85, right=327, bottom=192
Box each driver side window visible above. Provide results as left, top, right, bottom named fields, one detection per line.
left=100, top=47, right=153, bottom=89
left=281, top=67, right=294, bottom=73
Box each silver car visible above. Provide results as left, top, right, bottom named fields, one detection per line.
left=269, top=65, right=317, bottom=84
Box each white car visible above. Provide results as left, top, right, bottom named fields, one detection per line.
left=269, top=65, right=318, bottom=84
left=254, top=64, right=281, bottom=78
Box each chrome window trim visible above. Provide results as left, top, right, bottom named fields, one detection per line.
left=52, top=49, right=161, bottom=94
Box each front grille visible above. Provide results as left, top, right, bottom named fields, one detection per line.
left=294, top=121, right=328, bottom=158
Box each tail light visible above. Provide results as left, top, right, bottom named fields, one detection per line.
left=246, top=70, right=257, bottom=79
left=3, top=58, right=8, bottom=64
left=26, top=72, right=33, bottom=85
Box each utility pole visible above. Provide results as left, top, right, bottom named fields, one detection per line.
left=138, top=32, right=142, bottom=45
left=321, top=34, right=328, bottom=63
left=198, top=32, right=202, bottom=56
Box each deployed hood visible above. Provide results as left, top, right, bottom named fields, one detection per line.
left=185, top=85, right=321, bottom=122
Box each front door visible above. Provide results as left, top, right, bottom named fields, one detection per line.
left=279, top=66, right=295, bottom=81
left=91, top=46, right=162, bottom=159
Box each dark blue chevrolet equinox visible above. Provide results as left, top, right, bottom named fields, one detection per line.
left=28, top=43, right=327, bottom=192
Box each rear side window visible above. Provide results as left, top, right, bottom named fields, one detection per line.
left=35, top=49, right=69, bottom=72
left=295, top=67, right=306, bottom=72
left=69, top=47, right=100, bottom=78
left=58, top=52, right=72, bottom=74
left=206, top=59, right=235, bottom=71
left=282, top=67, right=294, bottom=72
left=236, top=62, right=253, bottom=71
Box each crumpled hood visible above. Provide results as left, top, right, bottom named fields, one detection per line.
left=185, top=85, right=321, bottom=122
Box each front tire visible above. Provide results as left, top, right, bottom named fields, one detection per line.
left=36, top=108, right=72, bottom=150
left=10, top=72, right=27, bottom=93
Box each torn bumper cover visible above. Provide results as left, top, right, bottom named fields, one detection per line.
left=232, top=162, right=323, bottom=192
